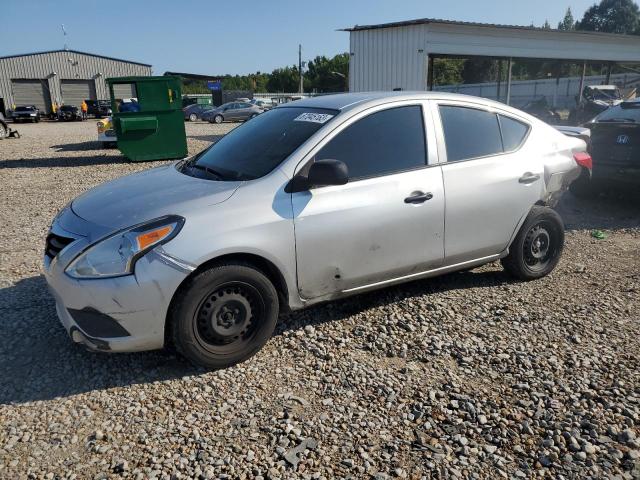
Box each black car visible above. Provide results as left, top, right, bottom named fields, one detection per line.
left=57, top=105, right=83, bottom=121
left=12, top=105, right=40, bottom=123
left=85, top=100, right=112, bottom=118
left=571, top=99, right=640, bottom=194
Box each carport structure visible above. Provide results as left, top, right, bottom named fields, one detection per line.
left=344, top=19, right=640, bottom=109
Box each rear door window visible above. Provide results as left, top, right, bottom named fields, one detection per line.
left=439, top=106, right=503, bottom=162
left=316, top=105, right=427, bottom=180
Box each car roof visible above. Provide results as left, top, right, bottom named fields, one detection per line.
left=279, top=91, right=519, bottom=114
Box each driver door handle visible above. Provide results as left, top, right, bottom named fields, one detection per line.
left=404, top=191, right=433, bottom=204
left=519, top=172, right=540, bottom=184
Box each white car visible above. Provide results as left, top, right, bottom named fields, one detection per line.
left=44, top=92, right=590, bottom=369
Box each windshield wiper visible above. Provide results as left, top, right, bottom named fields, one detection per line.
left=599, top=118, right=636, bottom=123
left=187, top=163, right=226, bottom=180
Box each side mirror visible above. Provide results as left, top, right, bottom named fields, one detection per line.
left=286, top=159, right=349, bottom=193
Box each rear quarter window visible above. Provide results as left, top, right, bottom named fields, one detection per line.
left=499, top=115, right=530, bottom=151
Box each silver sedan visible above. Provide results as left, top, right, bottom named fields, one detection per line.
left=44, top=92, right=590, bottom=368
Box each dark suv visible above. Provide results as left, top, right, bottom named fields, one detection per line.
left=58, top=105, right=83, bottom=121
left=12, top=105, right=41, bottom=123
left=571, top=99, right=640, bottom=194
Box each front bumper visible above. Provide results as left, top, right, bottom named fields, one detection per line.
left=44, top=208, right=193, bottom=352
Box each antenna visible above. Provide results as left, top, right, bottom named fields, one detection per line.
left=61, top=24, right=68, bottom=50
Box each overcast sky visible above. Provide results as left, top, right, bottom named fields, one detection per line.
left=1, top=0, right=600, bottom=75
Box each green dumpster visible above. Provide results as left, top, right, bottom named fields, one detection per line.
left=107, top=76, right=187, bottom=162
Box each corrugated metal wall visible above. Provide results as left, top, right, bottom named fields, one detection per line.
left=349, top=25, right=428, bottom=92
left=0, top=50, right=151, bottom=113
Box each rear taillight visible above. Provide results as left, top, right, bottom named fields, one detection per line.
left=574, top=152, right=592, bottom=170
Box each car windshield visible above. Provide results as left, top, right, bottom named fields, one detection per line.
left=595, top=104, right=640, bottom=123
left=588, top=88, right=621, bottom=101
left=182, top=107, right=338, bottom=181
left=16, top=106, right=35, bottom=111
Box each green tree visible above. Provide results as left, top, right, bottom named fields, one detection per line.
left=305, top=53, right=349, bottom=92
left=557, top=7, right=576, bottom=30
left=266, top=66, right=300, bottom=92
left=576, top=0, right=640, bottom=34
left=542, top=19, right=552, bottom=29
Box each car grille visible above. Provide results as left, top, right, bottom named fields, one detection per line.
left=45, top=233, right=75, bottom=260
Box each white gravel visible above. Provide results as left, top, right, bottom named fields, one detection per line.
left=0, top=120, right=639, bottom=479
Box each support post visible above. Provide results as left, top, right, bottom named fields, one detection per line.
left=577, top=61, right=587, bottom=106
left=298, top=44, right=303, bottom=94
left=427, top=55, right=434, bottom=91
left=605, top=62, right=613, bottom=85
left=505, top=57, right=513, bottom=106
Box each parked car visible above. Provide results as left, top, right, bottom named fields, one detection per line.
left=96, top=116, right=117, bottom=147
left=85, top=100, right=112, bottom=118
left=44, top=92, right=589, bottom=369
left=12, top=105, right=41, bottom=123
left=569, top=85, right=624, bottom=125
left=57, top=105, right=83, bottom=121
left=183, top=104, right=214, bottom=122
left=202, top=102, right=263, bottom=123
left=571, top=98, right=640, bottom=195
left=521, top=97, right=561, bottom=125
left=250, top=98, right=275, bottom=111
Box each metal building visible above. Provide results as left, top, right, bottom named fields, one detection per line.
left=343, top=18, right=640, bottom=106
left=0, top=49, right=152, bottom=115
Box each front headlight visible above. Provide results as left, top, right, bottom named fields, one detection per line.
left=65, top=215, right=185, bottom=279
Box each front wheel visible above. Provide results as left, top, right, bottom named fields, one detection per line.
left=189, top=113, right=198, bottom=122
left=170, top=263, right=279, bottom=369
left=501, top=206, right=564, bottom=280
left=213, top=114, right=223, bottom=124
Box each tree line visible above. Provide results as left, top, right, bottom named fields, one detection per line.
left=181, top=53, right=349, bottom=94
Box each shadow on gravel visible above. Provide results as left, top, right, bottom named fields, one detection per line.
left=187, top=134, right=225, bottom=143
left=0, top=275, right=199, bottom=405
left=275, top=268, right=515, bottom=337
left=0, top=269, right=513, bottom=405
left=558, top=189, right=640, bottom=231
left=51, top=141, right=107, bottom=152
left=0, top=155, right=129, bottom=169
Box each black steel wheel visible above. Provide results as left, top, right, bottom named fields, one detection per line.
left=170, top=262, right=279, bottom=369
left=501, top=206, right=564, bottom=280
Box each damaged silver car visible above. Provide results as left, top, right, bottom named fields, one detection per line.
left=44, top=92, right=591, bottom=368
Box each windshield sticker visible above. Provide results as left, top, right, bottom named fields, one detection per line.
left=294, top=112, right=334, bottom=124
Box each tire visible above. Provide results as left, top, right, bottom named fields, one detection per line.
left=170, top=262, right=279, bottom=369
left=213, top=114, right=223, bottom=124
left=189, top=113, right=198, bottom=122
left=501, top=206, right=565, bottom=281
left=35, top=116, right=40, bottom=123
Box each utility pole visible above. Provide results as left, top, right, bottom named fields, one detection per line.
left=298, top=44, right=303, bottom=94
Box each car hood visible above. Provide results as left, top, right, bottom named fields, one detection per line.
left=71, top=162, right=241, bottom=230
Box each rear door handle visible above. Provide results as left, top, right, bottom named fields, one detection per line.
left=404, top=191, right=433, bottom=204
left=519, top=172, right=540, bottom=184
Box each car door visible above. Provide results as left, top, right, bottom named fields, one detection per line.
left=292, top=102, right=445, bottom=299
left=432, top=100, right=541, bottom=265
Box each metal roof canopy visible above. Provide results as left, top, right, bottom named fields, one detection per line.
left=343, top=18, right=640, bottom=63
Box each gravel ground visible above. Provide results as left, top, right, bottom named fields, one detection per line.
left=1, top=120, right=639, bottom=480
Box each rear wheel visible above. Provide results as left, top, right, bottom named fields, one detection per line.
left=170, top=263, right=279, bottom=369
left=189, top=113, right=198, bottom=122
left=501, top=206, right=564, bottom=280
